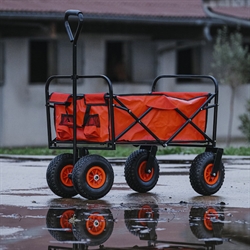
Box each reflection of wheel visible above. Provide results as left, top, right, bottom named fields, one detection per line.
left=125, top=150, right=159, bottom=193
left=189, top=206, right=224, bottom=240
left=46, top=153, right=78, bottom=198
left=189, top=152, right=225, bottom=195
left=73, top=209, right=114, bottom=246
left=72, top=155, right=114, bottom=200
left=46, top=208, right=76, bottom=241
left=124, top=204, right=159, bottom=239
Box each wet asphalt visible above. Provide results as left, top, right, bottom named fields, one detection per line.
left=0, top=154, right=250, bottom=250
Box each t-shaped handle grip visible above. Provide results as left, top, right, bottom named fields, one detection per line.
left=64, top=10, right=84, bottom=43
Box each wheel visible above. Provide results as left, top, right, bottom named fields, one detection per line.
left=72, top=155, right=114, bottom=200
left=46, top=208, right=76, bottom=241
left=189, top=206, right=224, bottom=244
left=46, top=153, right=78, bottom=198
left=73, top=209, right=114, bottom=246
left=189, top=152, right=225, bottom=195
left=124, top=149, right=159, bottom=193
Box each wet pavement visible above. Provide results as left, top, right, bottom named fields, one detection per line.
left=0, top=154, right=250, bottom=249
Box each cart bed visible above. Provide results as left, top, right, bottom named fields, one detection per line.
left=50, top=91, right=210, bottom=144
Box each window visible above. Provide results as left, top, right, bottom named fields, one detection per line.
left=176, top=46, right=201, bottom=82
left=105, top=40, right=156, bottom=83
left=29, top=40, right=57, bottom=84
left=105, top=41, right=131, bottom=82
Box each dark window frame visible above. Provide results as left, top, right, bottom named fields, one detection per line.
left=105, top=41, right=131, bottom=83
left=176, top=46, right=201, bottom=83
left=29, top=39, right=57, bottom=84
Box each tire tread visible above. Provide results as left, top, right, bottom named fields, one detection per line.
left=189, top=152, right=225, bottom=195
left=72, top=155, right=114, bottom=200
left=46, top=153, right=77, bottom=198
left=124, top=149, right=159, bottom=193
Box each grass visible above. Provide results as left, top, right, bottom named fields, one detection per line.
left=0, top=145, right=250, bottom=156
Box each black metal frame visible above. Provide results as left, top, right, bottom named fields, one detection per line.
left=111, top=75, right=218, bottom=148
left=45, top=10, right=223, bottom=172
left=46, top=75, right=218, bottom=146
left=151, top=74, right=219, bottom=148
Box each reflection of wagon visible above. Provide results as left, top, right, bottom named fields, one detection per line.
left=46, top=203, right=226, bottom=250
left=45, top=10, right=225, bottom=200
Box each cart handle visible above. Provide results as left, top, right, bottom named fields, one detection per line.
left=64, top=9, right=84, bottom=43
left=151, top=74, right=218, bottom=95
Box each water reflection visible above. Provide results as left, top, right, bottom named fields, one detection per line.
left=46, top=202, right=229, bottom=250
left=189, top=206, right=225, bottom=247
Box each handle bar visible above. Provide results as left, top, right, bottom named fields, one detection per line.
left=64, top=9, right=84, bottom=43
left=151, top=74, right=218, bottom=95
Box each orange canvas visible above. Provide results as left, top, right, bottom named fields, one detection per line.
left=49, top=92, right=209, bottom=143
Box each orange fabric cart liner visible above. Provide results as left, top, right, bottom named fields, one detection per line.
left=49, top=92, right=209, bottom=143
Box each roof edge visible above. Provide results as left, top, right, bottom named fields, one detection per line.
left=0, top=10, right=226, bottom=26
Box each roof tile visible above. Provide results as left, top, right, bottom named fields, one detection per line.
left=0, top=0, right=206, bottom=17
left=0, top=0, right=249, bottom=20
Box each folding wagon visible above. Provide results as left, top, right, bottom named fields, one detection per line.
left=45, top=10, right=225, bottom=200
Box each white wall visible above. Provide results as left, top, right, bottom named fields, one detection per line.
left=217, top=84, right=250, bottom=146
left=1, top=38, right=82, bottom=147
left=2, top=38, right=46, bottom=146
left=156, top=41, right=176, bottom=91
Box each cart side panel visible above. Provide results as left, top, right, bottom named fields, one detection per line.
left=114, top=92, right=209, bottom=142
left=50, top=92, right=210, bottom=143
left=50, top=92, right=110, bottom=142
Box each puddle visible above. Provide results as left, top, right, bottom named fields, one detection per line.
left=1, top=157, right=249, bottom=249
left=1, top=201, right=249, bottom=250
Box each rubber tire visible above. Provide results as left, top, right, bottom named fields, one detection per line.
left=189, top=152, right=225, bottom=195
left=72, top=155, right=114, bottom=200
left=124, top=149, right=159, bottom=193
left=46, top=153, right=78, bottom=198
left=73, top=209, right=114, bottom=246
left=189, top=206, right=224, bottom=244
left=46, top=208, right=76, bottom=241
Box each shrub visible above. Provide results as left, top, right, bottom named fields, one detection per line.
left=211, top=27, right=250, bottom=146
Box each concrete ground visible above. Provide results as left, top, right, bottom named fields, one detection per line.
left=0, top=154, right=250, bottom=249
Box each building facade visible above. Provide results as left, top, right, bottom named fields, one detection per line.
left=0, top=0, right=249, bottom=147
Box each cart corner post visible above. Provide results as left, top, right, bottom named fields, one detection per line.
left=205, top=147, right=224, bottom=176
left=140, top=145, right=158, bottom=173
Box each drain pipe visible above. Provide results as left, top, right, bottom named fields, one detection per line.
left=202, top=0, right=250, bottom=28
